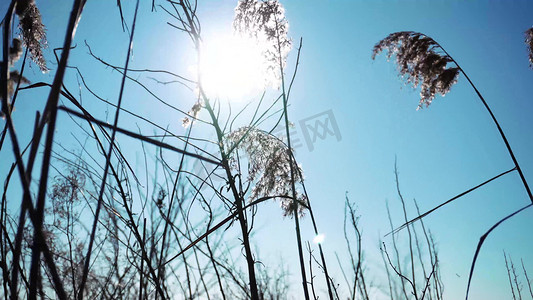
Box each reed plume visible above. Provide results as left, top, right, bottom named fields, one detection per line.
left=372, top=31, right=459, bottom=109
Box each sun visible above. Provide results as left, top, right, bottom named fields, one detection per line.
left=198, top=34, right=267, bottom=101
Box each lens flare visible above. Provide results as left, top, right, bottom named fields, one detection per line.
left=313, top=233, right=325, bottom=244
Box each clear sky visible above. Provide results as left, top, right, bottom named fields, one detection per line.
left=2, top=1, right=533, bottom=299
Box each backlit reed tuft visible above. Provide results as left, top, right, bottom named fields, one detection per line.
left=227, top=126, right=307, bottom=216
left=372, top=31, right=460, bottom=109
left=525, top=27, right=533, bottom=68
left=16, top=0, right=48, bottom=72
left=234, top=0, right=292, bottom=88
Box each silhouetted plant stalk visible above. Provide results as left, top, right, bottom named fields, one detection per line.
left=288, top=150, right=336, bottom=299
left=57, top=106, right=221, bottom=166
left=2, top=0, right=86, bottom=298
left=235, top=1, right=311, bottom=298
left=465, top=202, right=533, bottom=300
left=502, top=251, right=533, bottom=300
left=156, top=115, right=196, bottom=292
left=29, top=0, right=85, bottom=294
left=277, top=27, right=311, bottom=300
left=139, top=218, right=146, bottom=300
left=389, top=167, right=516, bottom=236
left=338, top=194, right=369, bottom=300
left=380, top=166, right=443, bottom=300
left=232, top=1, right=336, bottom=298
left=77, top=1, right=139, bottom=299
left=504, top=251, right=521, bottom=300
left=201, top=96, right=260, bottom=300
left=171, top=1, right=260, bottom=298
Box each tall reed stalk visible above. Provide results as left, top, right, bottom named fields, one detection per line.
left=173, top=1, right=260, bottom=298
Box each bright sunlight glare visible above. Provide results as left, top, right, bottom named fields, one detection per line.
left=197, top=34, right=267, bottom=100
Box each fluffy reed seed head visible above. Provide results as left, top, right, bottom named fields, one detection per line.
left=16, top=0, right=49, bottom=72
left=226, top=127, right=307, bottom=217
left=233, top=0, right=292, bottom=89
left=372, top=31, right=460, bottom=109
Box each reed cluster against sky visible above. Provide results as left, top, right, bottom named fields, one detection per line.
left=1, top=0, right=533, bottom=299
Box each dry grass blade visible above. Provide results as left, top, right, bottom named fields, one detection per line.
left=116, top=0, right=126, bottom=31
left=388, top=167, right=516, bottom=236
left=465, top=203, right=533, bottom=300
left=58, top=106, right=221, bottom=166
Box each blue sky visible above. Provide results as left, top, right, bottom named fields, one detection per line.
left=2, top=0, right=533, bottom=299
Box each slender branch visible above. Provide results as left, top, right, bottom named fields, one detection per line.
left=58, top=105, right=221, bottom=166
left=521, top=258, right=533, bottom=299
left=382, top=242, right=416, bottom=294
left=277, top=28, right=310, bottom=300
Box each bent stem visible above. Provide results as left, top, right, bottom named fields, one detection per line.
left=465, top=203, right=533, bottom=300
left=439, top=45, right=533, bottom=298
left=436, top=42, right=533, bottom=204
